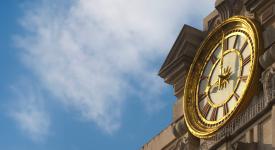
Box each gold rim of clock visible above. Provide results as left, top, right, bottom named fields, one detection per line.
left=183, top=16, right=262, bottom=138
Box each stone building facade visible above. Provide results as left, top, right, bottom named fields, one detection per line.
left=141, top=0, right=275, bottom=149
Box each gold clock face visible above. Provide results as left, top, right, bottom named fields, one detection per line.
left=183, top=16, right=262, bottom=138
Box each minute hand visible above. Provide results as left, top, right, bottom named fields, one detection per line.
left=220, top=31, right=225, bottom=75
left=219, top=31, right=225, bottom=89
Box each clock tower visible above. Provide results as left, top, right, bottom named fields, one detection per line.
left=142, top=0, right=275, bottom=149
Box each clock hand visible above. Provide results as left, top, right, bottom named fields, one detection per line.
left=219, top=31, right=225, bottom=88
left=218, top=66, right=232, bottom=90
left=206, top=79, right=220, bottom=94
left=208, top=67, right=232, bottom=93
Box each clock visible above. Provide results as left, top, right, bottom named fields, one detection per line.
left=183, top=16, right=262, bottom=138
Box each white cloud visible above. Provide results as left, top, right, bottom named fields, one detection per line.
left=10, top=81, right=50, bottom=142
left=15, top=0, right=214, bottom=133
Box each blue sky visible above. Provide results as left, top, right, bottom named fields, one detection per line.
left=0, top=0, right=213, bottom=149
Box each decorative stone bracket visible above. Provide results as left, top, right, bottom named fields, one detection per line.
left=166, top=132, right=200, bottom=150
left=261, top=63, right=275, bottom=102
left=215, top=0, right=243, bottom=21
left=260, top=44, right=275, bottom=69
left=172, top=119, right=187, bottom=138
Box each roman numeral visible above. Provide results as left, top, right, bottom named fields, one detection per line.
left=199, top=92, right=207, bottom=102
left=202, top=103, right=211, bottom=118
left=243, top=55, right=251, bottom=67
left=211, top=55, right=217, bottom=64
left=233, top=92, right=240, bottom=99
left=240, top=40, right=248, bottom=53
left=210, top=107, right=218, bottom=121
left=221, top=37, right=228, bottom=50
left=223, top=103, right=229, bottom=116
left=239, top=75, right=248, bottom=82
left=233, top=35, right=239, bottom=49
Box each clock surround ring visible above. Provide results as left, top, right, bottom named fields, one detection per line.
left=183, top=16, right=262, bottom=138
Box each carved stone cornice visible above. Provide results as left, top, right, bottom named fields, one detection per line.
left=159, top=25, right=204, bottom=82
left=159, top=25, right=204, bottom=97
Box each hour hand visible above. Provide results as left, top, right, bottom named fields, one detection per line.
left=211, top=86, right=219, bottom=93
left=218, top=66, right=232, bottom=90
left=207, top=80, right=219, bottom=93
left=219, top=67, right=232, bottom=79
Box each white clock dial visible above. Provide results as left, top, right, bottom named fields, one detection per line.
left=198, top=32, right=252, bottom=122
